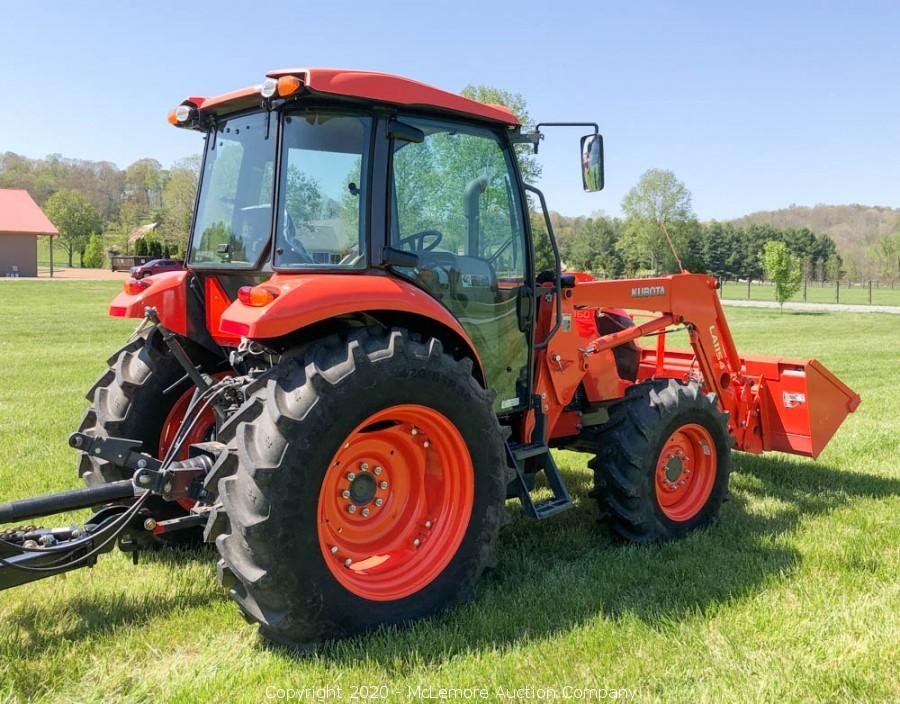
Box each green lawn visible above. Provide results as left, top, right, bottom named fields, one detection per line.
left=720, top=279, right=900, bottom=306
left=35, top=237, right=82, bottom=270
left=0, top=281, right=897, bottom=703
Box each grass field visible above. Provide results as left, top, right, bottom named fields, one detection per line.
left=0, top=281, right=897, bottom=703
left=35, top=238, right=83, bottom=271
left=720, top=279, right=900, bottom=307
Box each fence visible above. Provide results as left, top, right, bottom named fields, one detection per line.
left=719, top=279, right=899, bottom=306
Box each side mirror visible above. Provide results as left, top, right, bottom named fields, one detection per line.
left=580, top=134, right=604, bottom=192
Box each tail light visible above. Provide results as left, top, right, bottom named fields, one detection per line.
left=238, top=285, right=279, bottom=307
left=123, top=278, right=151, bottom=295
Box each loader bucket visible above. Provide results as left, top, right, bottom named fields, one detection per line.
left=743, top=355, right=861, bottom=458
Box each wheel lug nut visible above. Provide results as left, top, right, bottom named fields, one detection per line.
left=379, top=481, right=388, bottom=490
left=411, top=427, right=418, bottom=436
left=344, top=558, right=352, bottom=567
left=341, top=490, right=351, bottom=499
left=375, top=498, right=383, bottom=507
left=374, top=466, right=382, bottom=475
left=360, top=462, right=369, bottom=471
left=330, top=545, right=338, bottom=554
left=347, top=504, right=357, bottom=514
left=425, top=520, right=432, bottom=529
left=423, top=441, right=430, bottom=448
left=347, top=472, right=356, bottom=481
left=361, top=508, right=370, bottom=517
left=413, top=538, right=420, bottom=547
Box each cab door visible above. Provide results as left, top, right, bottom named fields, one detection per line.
left=388, top=115, right=532, bottom=414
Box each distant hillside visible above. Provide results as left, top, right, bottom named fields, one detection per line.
left=729, top=204, right=900, bottom=269
left=727, top=204, right=900, bottom=279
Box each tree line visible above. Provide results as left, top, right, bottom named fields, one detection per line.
left=2, top=81, right=896, bottom=283
left=0, top=150, right=854, bottom=283
left=531, top=169, right=845, bottom=283
left=535, top=207, right=844, bottom=282
left=0, top=152, right=198, bottom=267
left=731, top=204, right=900, bottom=283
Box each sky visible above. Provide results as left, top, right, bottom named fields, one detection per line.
left=1, top=1, right=898, bottom=220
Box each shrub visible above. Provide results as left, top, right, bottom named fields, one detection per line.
left=83, top=234, right=106, bottom=269
left=761, top=240, right=802, bottom=311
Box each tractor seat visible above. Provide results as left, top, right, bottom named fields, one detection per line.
left=447, top=255, right=499, bottom=304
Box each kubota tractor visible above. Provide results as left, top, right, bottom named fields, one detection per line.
left=0, top=68, right=860, bottom=646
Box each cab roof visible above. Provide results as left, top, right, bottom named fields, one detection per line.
left=180, top=68, right=520, bottom=126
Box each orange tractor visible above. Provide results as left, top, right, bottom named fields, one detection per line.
left=0, top=68, right=859, bottom=645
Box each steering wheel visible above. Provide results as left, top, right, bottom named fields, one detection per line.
left=398, top=229, right=443, bottom=253
left=281, top=211, right=313, bottom=263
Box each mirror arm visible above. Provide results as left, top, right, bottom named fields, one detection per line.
left=510, top=130, right=544, bottom=153
left=535, top=122, right=599, bottom=135
left=513, top=122, right=600, bottom=153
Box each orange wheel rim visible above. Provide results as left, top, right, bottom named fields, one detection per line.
left=318, top=404, right=474, bottom=601
left=654, top=423, right=717, bottom=522
left=158, top=373, right=230, bottom=509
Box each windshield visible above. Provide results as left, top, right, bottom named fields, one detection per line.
left=275, top=111, right=372, bottom=269
left=189, top=112, right=275, bottom=267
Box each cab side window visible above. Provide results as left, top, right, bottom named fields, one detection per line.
left=390, top=116, right=530, bottom=412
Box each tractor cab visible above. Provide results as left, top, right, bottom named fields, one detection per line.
left=113, top=69, right=602, bottom=415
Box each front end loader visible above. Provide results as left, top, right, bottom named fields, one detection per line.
left=0, top=68, right=860, bottom=645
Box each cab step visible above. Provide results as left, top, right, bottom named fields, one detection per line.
left=505, top=440, right=573, bottom=520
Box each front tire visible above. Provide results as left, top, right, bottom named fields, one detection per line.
left=591, top=379, right=733, bottom=543
left=205, top=329, right=507, bottom=645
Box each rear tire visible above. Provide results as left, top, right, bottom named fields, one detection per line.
left=590, top=379, right=733, bottom=543
left=204, top=328, right=507, bottom=645
left=76, top=327, right=219, bottom=543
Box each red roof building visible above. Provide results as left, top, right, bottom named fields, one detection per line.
left=0, top=189, right=58, bottom=277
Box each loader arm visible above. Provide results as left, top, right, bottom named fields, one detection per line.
left=575, top=274, right=748, bottom=441
left=529, top=273, right=859, bottom=458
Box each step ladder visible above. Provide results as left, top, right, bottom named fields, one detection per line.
left=505, top=396, right=573, bottom=519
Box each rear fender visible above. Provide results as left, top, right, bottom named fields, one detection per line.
left=108, top=270, right=189, bottom=336
left=219, top=273, right=485, bottom=381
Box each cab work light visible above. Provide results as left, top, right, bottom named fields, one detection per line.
left=167, top=104, right=195, bottom=126
left=261, top=75, right=303, bottom=99
left=260, top=78, right=278, bottom=99
left=276, top=75, right=303, bottom=97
